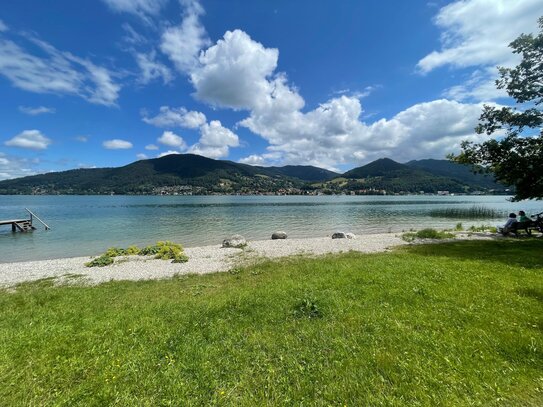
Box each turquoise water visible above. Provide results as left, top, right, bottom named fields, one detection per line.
left=1, top=195, right=541, bottom=263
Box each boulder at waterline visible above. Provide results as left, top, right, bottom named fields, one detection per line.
left=222, top=235, right=247, bottom=248
left=332, top=232, right=346, bottom=239
left=271, top=231, right=288, bottom=239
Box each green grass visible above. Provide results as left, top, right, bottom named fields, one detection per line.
left=1, top=240, right=542, bottom=405
left=430, top=205, right=504, bottom=219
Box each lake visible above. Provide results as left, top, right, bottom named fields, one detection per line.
left=1, top=195, right=541, bottom=263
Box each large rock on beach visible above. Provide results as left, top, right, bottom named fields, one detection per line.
left=332, top=232, right=347, bottom=239
left=222, top=235, right=247, bottom=248
left=271, top=231, right=288, bottom=240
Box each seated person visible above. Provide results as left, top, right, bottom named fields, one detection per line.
left=518, top=210, right=532, bottom=225
left=498, top=213, right=518, bottom=235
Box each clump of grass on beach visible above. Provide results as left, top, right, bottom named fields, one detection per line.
left=86, top=241, right=188, bottom=267
left=402, top=228, right=455, bottom=242
left=1, top=239, right=542, bottom=405
left=429, top=205, right=504, bottom=219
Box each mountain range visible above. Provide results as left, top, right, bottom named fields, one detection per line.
left=0, top=154, right=506, bottom=195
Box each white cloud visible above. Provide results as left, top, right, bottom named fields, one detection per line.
left=0, top=34, right=120, bottom=105
left=136, top=51, right=173, bottom=84
left=145, top=144, right=159, bottom=150
left=122, top=23, right=146, bottom=45
left=136, top=153, right=149, bottom=160
left=18, top=106, right=56, bottom=115
left=143, top=106, right=206, bottom=128
left=190, top=30, right=286, bottom=110
left=75, top=135, right=88, bottom=142
left=103, top=139, right=133, bottom=149
left=158, top=150, right=182, bottom=157
left=160, top=0, right=210, bottom=73
left=101, top=0, right=168, bottom=21
left=157, top=130, right=187, bottom=149
left=0, top=19, right=8, bottom=32
left=0, top=152, right=39, bottom=180
left=5, top=130, right=51, bottom=150
left=417, top=0, right=543, bottom=101
left=187, top=120, right=239, bottom=159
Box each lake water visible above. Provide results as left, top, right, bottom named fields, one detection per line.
left=1, top=195, right=542, bottom=263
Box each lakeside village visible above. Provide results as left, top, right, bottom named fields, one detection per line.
left=143, top=185, right=511, bottom=197
left=25, top=184, right=511, bottom=196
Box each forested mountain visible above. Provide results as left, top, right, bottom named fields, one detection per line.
left=405, top=159, right=502, bottom=190
left=0, top=154, right=334, bottom=195
left=0, top=154, right=507, bottom=195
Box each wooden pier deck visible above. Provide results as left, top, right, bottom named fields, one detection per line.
left=0, top=209, right=50, bottom=232
left=0, top=219, right=35, bottom=232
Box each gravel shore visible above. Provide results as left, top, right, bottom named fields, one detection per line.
left=0, top=233, right=406, bottom=287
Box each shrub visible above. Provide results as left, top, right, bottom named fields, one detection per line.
left=402, top=228, right=455, bottom=242
left=125, top=245, right=141, bottom=255
left=152, top=241, right=189, bottom=263
left=85, top=255, right=114, bottom=268
left=104, top=247, right=126, bottom=257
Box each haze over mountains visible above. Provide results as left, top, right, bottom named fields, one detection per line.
left=0, top=154, right=506, bottom=195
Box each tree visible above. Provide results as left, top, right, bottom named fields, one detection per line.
left=450, top=17, right=543, bottom=201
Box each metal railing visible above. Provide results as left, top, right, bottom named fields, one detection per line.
left=25, top=208, right=51, bottom=230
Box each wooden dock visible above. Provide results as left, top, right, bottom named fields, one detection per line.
left=0, top=208, right=50, bottom=232
left=0, top=219, right=35, bottom=232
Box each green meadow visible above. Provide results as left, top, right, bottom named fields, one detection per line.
left=1, top=239, right=542, bottom=405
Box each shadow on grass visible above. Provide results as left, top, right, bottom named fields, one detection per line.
left=400, top=238, right=543, bottom=269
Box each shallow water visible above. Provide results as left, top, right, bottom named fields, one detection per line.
left=1, top=195, right=541, bottom=262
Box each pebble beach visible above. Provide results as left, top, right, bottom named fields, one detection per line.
left=0, top=233, right=407, bottom=287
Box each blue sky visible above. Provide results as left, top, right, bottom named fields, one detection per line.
left=1, top=0, right=542, bottom=179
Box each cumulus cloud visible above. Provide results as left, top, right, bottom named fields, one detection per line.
left=0, top=152, right=39, bottom=180
left=18, top=106, right=56, bottom=115
left=143, top=106, right=206, bottom=128
left=4, top=130, right=51, bottom=150
left=160, top=0, right=210, bottom=73
left=157, top=130, right=187, bottom=149
left=75, top=135, right=88, bottom=142
left=145, top=144, right=159, bottom=150
left=418, top=0, right=543, bottom=101
left=190, top=30, right=286, bottom=110
left=136, top=153, right=148, bottom=160
left=187, top=120, right=239, bottom=159
left=136, top=51, right=173, bottom=84
left=0, top=19, right=8, bottom=32
left=0, top=34, right=120, bottom=105
left=103, top=139, right=133, bottom=149
left=101, top=0, right=168, bottom=21
left=158, top=150, right=182, bottom=157
left=239, top=95, right=490, bottom=169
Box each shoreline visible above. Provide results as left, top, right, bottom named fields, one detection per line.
left=0, top=232, right=499, bottom=288
left=1, top=233, right=407, bottom=287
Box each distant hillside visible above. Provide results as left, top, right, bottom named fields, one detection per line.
left=0, top=154, right=509, bottom=195
left=0, top=154, right=334, bottom=195
left=268, top=165, right=338, bottom=181
left=343, top=158, right=413, bottom=178
left=405, top=159, right=504, bottom=190
left=324, top=158, right=506, bottom=194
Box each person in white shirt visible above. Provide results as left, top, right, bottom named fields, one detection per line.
left=498, top=213, right=518, bottom=235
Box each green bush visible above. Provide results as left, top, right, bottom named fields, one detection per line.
left=86, top=242, right=188, bottom=267
left=402, top=228, right=455, bottom=242
left=153, top=241, right=189, bottom=263
left=85, top=254, right=114, bottom=268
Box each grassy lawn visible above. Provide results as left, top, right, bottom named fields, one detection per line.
left=1, top=239, right=542, bottom=405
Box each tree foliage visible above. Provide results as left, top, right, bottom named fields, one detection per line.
left=451, top=17, right=543, bottom=201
